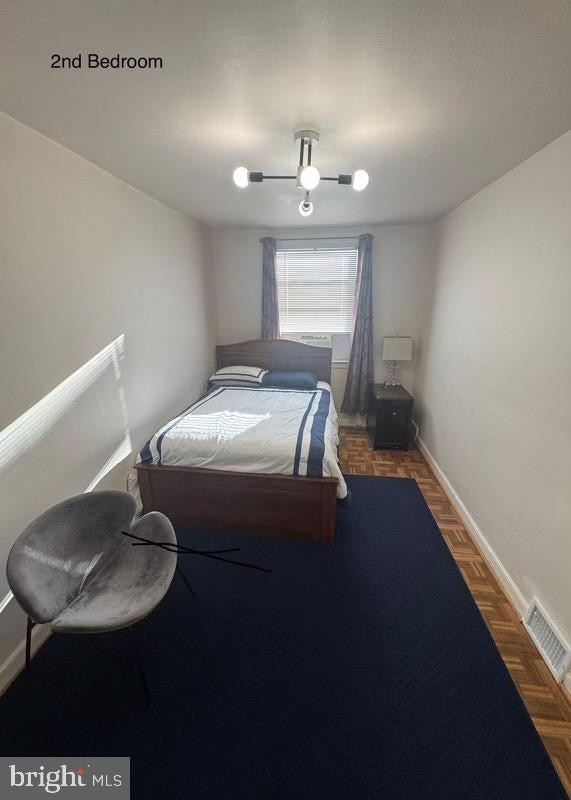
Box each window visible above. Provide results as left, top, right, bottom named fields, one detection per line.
left=275, top=244, right=358, bottom=334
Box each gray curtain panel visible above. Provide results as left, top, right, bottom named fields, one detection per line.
left=341, top=233, right=374, bottom=416
left=261, top=236, right=280, bottom=338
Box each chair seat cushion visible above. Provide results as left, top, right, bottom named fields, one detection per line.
left=51, top=512, right=176, bottom=633
left=7, top=491, right=137, bottom=624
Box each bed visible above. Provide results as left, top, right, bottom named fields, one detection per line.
left=133, top=339, right=344, bottom=543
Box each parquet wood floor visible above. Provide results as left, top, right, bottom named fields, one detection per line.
left=339, top=427, right=571, bottom=796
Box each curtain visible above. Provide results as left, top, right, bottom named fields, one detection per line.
left=341, top=233, right=374, bottom=416
left=261, top=236, right=280, bottom=339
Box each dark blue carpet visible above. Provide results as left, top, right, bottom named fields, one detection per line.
left=0, top=476, right=566, bottom=799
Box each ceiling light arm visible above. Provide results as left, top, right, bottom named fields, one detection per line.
left=321, top=174, right=353, bottom=185
left=251, top=173, right=353, bottom=184
left=251, top=174, right=353, bottom=184
left=249, top=173, right=297, bottom=182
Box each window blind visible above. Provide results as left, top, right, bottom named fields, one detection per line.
left=276, top=246, right=358, bottom=333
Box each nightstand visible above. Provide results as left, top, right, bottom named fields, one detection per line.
left=366, top=384, right=414, bottom=451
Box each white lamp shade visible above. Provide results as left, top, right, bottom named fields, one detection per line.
left=381, top=336, right=413, bottom=361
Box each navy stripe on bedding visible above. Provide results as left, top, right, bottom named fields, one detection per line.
left=307, top=388, right=331, bottom=476
left=139, top=440, right=153, bottom=464
left=293, top=391, right=318, bottom=476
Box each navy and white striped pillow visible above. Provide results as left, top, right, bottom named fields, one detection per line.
left=208, top=365, right=268, bottom=387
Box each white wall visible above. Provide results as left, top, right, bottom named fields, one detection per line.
left=0, top=113, right=215, bottom=671
left=415, top=131, right=571, bottom=651
left=210, top=224, right=436, bottom=408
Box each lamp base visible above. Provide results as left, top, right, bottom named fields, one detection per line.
left=384, top=360, right=401, bottom=388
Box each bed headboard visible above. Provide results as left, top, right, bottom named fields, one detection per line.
left=215, top=339, right=332, bottom=384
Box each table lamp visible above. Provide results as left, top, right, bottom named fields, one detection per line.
left=381, top=336, right=412, bottom=387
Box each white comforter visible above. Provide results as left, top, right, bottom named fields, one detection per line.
left=134, top=382, right=347, bottom=499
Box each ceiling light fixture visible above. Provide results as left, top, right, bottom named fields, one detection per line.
left=231, top=130, right=370, bottom=217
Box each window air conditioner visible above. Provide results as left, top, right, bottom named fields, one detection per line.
left=287, top=333, right=332, bottom=348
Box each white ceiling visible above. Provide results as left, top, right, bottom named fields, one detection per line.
left=1, top=0, right=570, bottom=227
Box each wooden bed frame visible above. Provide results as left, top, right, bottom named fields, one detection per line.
left=136, top=339, right=339, bottom=543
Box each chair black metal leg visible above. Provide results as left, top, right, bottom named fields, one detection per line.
left=176, top=564, right=197, bottom=599
left=25, top=617, right=35, bottom=673
left=129, top=625, right=152, bottom=707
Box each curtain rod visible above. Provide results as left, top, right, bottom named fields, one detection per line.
left=259, top=235, right=358, bottom=243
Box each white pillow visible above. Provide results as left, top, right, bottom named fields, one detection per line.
left=209, top=365, right=268, bottom=385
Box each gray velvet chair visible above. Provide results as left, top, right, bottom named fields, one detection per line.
left=6, top=490, right=178, bottom=704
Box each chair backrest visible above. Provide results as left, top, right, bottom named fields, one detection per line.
left=6, top=491, right=136, bottom=624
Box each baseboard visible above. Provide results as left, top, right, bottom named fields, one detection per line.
left=416, top=436, right=527, bottom=617
left=339, top=413, right=366, bottom=427
left=416, top=435, right=571, bottom=695
left=0, top=622, right=52, bottom=697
